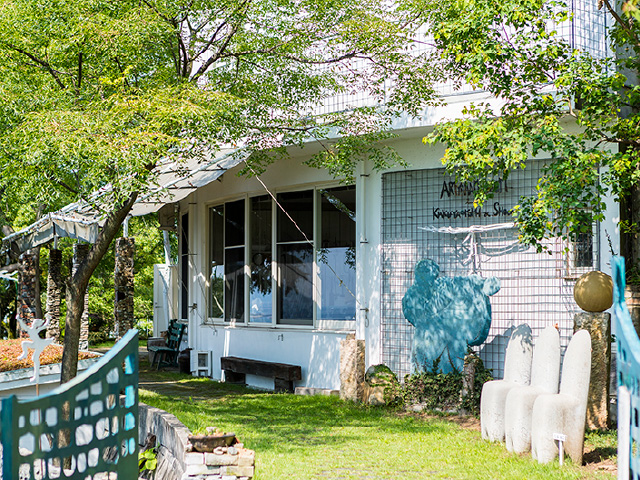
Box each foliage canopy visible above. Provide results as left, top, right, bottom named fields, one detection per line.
left=420, top=0, right=640, bottom=258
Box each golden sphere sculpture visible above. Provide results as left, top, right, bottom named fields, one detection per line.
left=573, top=271, right=613, bottom=312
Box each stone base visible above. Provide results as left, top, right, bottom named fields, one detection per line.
left=574, top=312, right=611, bottom=430
left=339, top=335, right=365, bottom=402
left=294, top=387, right=339, bottom=396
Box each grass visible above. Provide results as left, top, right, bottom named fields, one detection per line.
left=90, top=338, right=148, bottom=349
left=139, top=366, right=616, bottom=480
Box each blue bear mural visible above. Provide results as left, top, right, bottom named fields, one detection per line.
left=402, top=259, right=500, bottom=373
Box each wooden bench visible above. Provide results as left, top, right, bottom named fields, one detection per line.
left=148, top=320, right=186, bottom=370
left=220, top=356, right=302, bottom=393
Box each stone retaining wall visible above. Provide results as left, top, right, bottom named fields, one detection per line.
left=139, top=403, right=255, bottom=480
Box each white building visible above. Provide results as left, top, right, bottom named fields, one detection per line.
left=146, top=0, right=618, bottom=391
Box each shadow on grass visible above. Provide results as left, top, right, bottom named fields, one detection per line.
left=138, top=362, right=452, bottom=453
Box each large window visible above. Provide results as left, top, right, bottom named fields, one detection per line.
left=206, top=186, right=356, bottom=327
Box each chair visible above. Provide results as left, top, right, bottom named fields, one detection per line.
left=148, top=319, right=186, bottom=370
left=481, top=324, right=534, bottom=442
left=531, top=329, right=591, bottom=464
left=504, top=325, right=561, bottom=453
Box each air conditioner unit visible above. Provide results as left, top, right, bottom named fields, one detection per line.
left=191, top=350, right=212, bottom=377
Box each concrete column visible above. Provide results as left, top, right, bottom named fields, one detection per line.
left=574, top=312, right=611, bottom=429
left=46, top=248, right=63, bottom=342
left=73, top=243, right=90, bottom=351
left=340, top=334, right=365, bottom=402
left=114, top=237, right=135, bottom=341
left=17, top=252, right=37, bottom=337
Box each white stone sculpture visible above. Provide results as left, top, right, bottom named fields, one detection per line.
left=481, top=323, right=534, bottom=442
left=17, top=315, right=55, bottom=383
left=504, top=325, right=561, bottom=453
left=531, top=329, right=592, bottom=464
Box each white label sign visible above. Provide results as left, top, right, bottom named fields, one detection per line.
left=553, top=433, right=567, bottom=442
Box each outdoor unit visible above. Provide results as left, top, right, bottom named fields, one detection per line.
left=191, top=350, right=213, bottom=377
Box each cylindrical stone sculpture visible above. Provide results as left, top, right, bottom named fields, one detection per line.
left=114, top=237, right=135, bottom=341
left=574, top=312, right=611, bottom=430
left=17, top=252, right=37, bottom=338
left=340, top=334, right=365, bottom=402
left=73, top=243, right=90, bottom=351
left=46, top=248, right=63, bottom=342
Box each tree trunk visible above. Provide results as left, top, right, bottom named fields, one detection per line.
left=60, top=192, right=138, bottom=384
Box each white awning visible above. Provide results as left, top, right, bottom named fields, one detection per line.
left=1, top=147, right=248, bottom=253
left=1, top=213, right=100, bottom=254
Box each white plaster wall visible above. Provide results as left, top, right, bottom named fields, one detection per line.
left=194, top=325, right=349, bottom=390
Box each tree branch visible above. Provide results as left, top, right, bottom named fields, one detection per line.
left=3, top=42, right=67, bottom=90
left=602, top=0, right=640, bottom=47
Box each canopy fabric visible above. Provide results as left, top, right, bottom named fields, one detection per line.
left=0, top=213, right=100, bottom=256
left=1, top=147, right=247, bottom=254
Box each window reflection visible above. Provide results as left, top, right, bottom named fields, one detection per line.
left=250, top=195, right=272, bottom=323
left=319, top=187, right=356, bottom=321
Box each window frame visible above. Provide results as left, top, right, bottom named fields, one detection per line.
left=203, top=184, right=356, bottom=331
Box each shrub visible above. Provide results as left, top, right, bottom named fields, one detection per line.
left=390, top=353, right=492, bottom=415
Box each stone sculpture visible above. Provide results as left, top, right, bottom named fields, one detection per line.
left=402, top=259, right=500, bottom=373
left=480, top=323, right=534, bottom=442
left=504, top=325, right=561, bottom=453
left=531, top=329, right=592, bottom=464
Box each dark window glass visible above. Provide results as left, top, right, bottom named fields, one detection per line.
left=277, top=244, right=313, bottom=324
left=319, top=187, right=356, bottom=321
left=209, top=205, right=224, bottom=318
left=225, top=246, right=245, bottom=321
left=277, top=191, right=313, bottom=242
left=574, top=232, right=593, bottom=268
left=225, top=199, right=245, bottom=247
left=181, top=213, right=189, bottom=320
left=250, top=196, right=272, bottom=323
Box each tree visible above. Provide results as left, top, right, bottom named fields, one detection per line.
left=419, top=0, right=640, bottom=267
left=0, top=0, right=440, bottom=382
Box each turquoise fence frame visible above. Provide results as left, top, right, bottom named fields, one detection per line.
left=0, top=329, right=139, bottom=479
left=613, top=256, right=640, bottom=479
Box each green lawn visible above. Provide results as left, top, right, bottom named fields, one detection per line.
left=138, top=368, right=616, bottom=480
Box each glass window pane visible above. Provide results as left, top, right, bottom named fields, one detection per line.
left=210, top=205, right=224, bottom=265
left=210, top=265, right=224, bottom=318
left=225, top=199, right=245, bottom=247
left=250, top=196, right=272, bottom=323
left=225, top=246, right=245, bottom=321
left=277, top=244, right=313, bottom=325
left=209, top=205, right=224, bottom=318
left=319, top=186, right=356, bottom=321
left=277, top=191, right=313, bottom=242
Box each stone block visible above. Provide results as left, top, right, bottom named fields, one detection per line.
left=237, top=449, right=255, bottom=466
left=220, top=465, right=255, bottom=477
left=574, top=312, right=611, bottom=430
left=367, top=386, right=385, bottom=406
left=340, top=336, right=365, bottom=402
left=205, top=453, right=239, bottom=466
left=184, top=452, right=205, bottom=465
left=185, top=464, right=221, bottom=475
